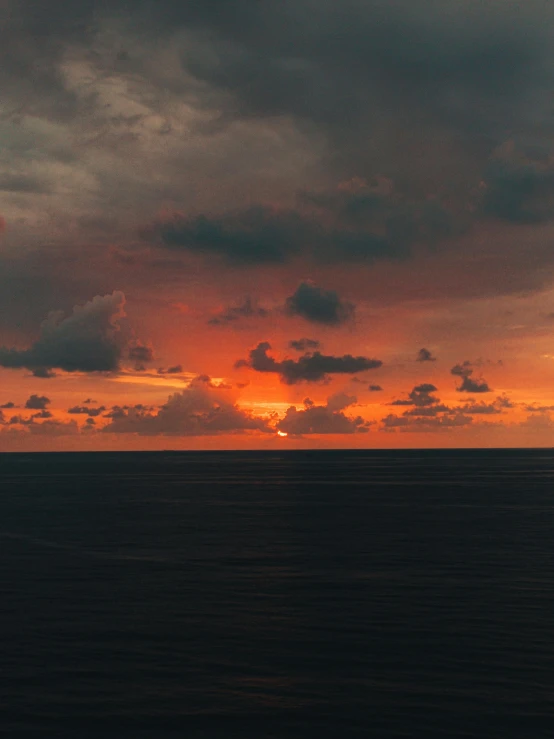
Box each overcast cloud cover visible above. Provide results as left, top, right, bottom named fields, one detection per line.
left=2, top=0, right=554, bottom=447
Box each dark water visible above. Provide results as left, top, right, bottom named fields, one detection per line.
left=2, top=450, right=554, bottom=737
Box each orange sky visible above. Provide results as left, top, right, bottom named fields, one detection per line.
left=2, top=2, right=554, bottom=450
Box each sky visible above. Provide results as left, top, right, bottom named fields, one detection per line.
left=2, top=0, right=554, bottom=450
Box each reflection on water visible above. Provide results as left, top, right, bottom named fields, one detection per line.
left=2, top=450, right=554, bottom=737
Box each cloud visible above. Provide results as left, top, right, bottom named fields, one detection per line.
left=381, top=412, right=473, bottom=432
left=156, top=207, right=307, bottom=263
left=0, top=401, right=15, bottom=409
left=451, top=361, right=492, bottom=393
left=391, top=383, right=440, bottom=407
left=157, top=365, right=184, bottom=375
left=523, top=403, right=554, bottom=412
left=2, top=418, right=80, bottom=437
left=68, top=405, right=107, bottom=417
left=382, top=384, right=513, bottom=431
left=277, top=394, right=370, bottom=435
left=128, top=342, right=154, bottom=363
left=31, top=410, right=53, bottom=419
left=236, top=342, right=382, bottom=384
left=25, top=394, right=50, bottom=410
left=289, top=338, right=321, bottom=351
left=369, top=385, right=383, bottom=392
left=285, top=282, right=355, bottom=325
left=481, top=157, right=554, bottom=224
left=103, top=377, right=271, bottom=436
left=0, top=292, right=129, bottom=374
left=208, top=296, right=269, bottom=325
left=417, top=348, right=437, bottom=362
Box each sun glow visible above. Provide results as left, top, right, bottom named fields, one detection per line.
left=277, top=431, right=288, bottom=437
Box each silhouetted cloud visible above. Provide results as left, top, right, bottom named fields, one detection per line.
left=208, top=296, right=269, bottom=325
left=0, top=401, right=15, bottom=409
left=25, top=394, right=50, bottom=410
left=68, top=405, right=107, bottom=417
left=277, top=394, right=370, bottom=435
left=451, top=361, right=492, bottom=393
left=128, top=342, right=154, bottom=363
left=236, top=342, right=382, bottom=384
left=103, top=377, right=271, bottom=436
left=289, top=338, right=321, bottom=351
left=391, top=383, right=440, bottom=407
left=417, top=348, right=437, bottom=362
left=369, top=385, right=383, bottom=392
left=285, top=282, right=355, bottom=325
left=157, top=365, right=184, bottom=375
left=0, top=293, right=129, bottom=374
left=382, top=412, right=473, bottom=432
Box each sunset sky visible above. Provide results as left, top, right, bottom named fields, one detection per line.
left=2, top=0, right=554, bottom=449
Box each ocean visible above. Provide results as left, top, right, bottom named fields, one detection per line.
left=2, top=449, right=554, bottom=737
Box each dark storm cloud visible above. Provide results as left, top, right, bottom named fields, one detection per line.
left=152, top=204, right=406, bottom=265
left=481, top=158, right=554, bottom=224
left=277, top=394, right=370, bottom=436
left=25, top=394, right=50, bottom=410
left=285, top=282, right=354, bottom=325
left=0, top=174, right=48, bottom=194
left=157, top=207, right=307, bottom=264
left=172, top=1, right=545, bottom=149
left=0, top=292, right=137, bottom=374
left=451, top=361, right=492, bottom=393
left=289, top=338, right=321, bottom=352
left=208, top=296, right=269, bottom=325
left=236, top=342, right=382, bottom=384
left=417, top=348, right=437, bottom=363
left=103, top=377, right=271, bottom=436
left=5, top=2, right=552, bottom=177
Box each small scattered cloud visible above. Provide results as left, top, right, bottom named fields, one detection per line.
left=25, top=394, right=50, bottom=410
left=68, top=405, right=107, bottom=417
left=157, top=365, right=184, bottom=375
left=128, top=342, right=154, bottom=364
left=208, top=296, right=269, bottom=325
left=289, top=338, right=321, bottom=352
left=369, top=385, right=383, bottom=392
left=285, top=282, right=355, bottom=325
left=390, top=383, right=440, bottom=408
left=382, top=412, right=473, bottom=432
left=0, top=401, right=15, bottom=408
left=451, top=361, right=492, bottom=393
left=417, top=348, right=437, bottom=362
